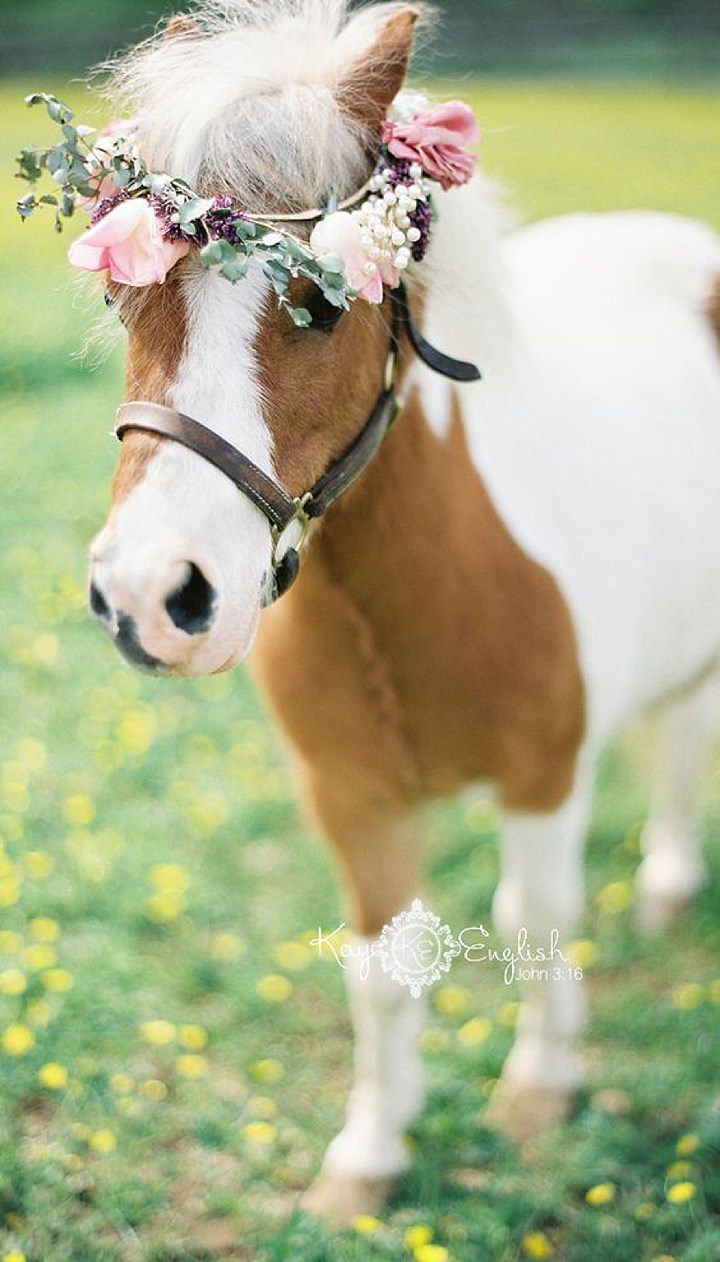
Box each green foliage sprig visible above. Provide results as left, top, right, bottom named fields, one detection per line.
left=15, top=93, right=355, bottom=325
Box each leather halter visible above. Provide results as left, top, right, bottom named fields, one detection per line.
left=115, top=283, right=481, bottom=603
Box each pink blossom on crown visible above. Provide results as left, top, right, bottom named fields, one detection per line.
left=310, top=212, right=385, bottom=304
left=382, top=101, right=480, bottom=190
left=68, top=198, right=189, bottom=286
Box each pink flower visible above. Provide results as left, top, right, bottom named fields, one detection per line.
left=383, top=101, right=480, bottom=190
left=68, top=199, right=189, bottom=286
left=310, top=212, right=384, bottom=304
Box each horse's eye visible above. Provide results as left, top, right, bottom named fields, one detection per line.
left=307, top=290, right=344, bottom=334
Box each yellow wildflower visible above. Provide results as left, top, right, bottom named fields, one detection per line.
left=242, top=1121, right=276, bottom=1144
left=38, top=1062, right=68, bottom=1089
left=434, top=985, right=472, bottom=1017
left=250, top=1058, right=284, bottom=1084
left=150, top=863, right=190, bottom=892
left=63, top=794, right=95, bottom=827
left=141, top=1078, right=168, bottom=1101
left=178, top=1023, right=208, bottom=1050
left=2, top=1024, right=34, bottom=1056
left=29, top=916, right=59, bottom=941
left=585, top=1182, right=616, bottom=1206
left=117, top=709, right=155, bottom=755
left=457, top=1017, right=492, bottom=1047
left=89, top=1129, right=116, bottom=1153
left=497, top=1001, right=521, bottom=1028
left=596, top=881, right=632, bottom=914
left=672, top=983, right=705, bottom=1010
left=666, top=1181, right=696, bottom=1204
left=414, top=1246, right=449, bottom=1262
left=24, top=944, right=56, bottom=971
left=352, top=1215, right=382, bottom=1234
left=41, top=968, right=73, bottom=992
left=256, top=973, right=293, bottom=1003
left=139, top=1019, right=175, bottom=1045
left=273, top=940, right=312, bottom=971
left=209, top=931, right=245, bottom=961
left=404, top=1225, right=434, bottom=1248
left=248, top=1095, right=277, bottom=1119
left=0, top=930, right=22, bottom=953
left=522, top=1232, right=554, bottom=1259
left=110, top=1073, right=134, bottom=1095
left=565, top=939, right=598, bottom=969
left=0, top=969, right=26, bottom=996
left=3, top=1251, right=27, bottom=1262
left=676, top=1132, right=700, bottom=1156
left=145, top=892, right=185, bottom=923
left=0, top=879, right=21, bottom=908
left=17, top=738, right=47, bottom=771
left=420, top=1027, right=450, bottom=1054
left=176, top=1054, right=207, bottom=1079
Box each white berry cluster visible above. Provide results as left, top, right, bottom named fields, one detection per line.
left=354, top=162, right=431, bottom=282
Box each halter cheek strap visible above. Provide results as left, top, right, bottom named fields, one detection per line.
left=114, top=283, right=480, bottom=603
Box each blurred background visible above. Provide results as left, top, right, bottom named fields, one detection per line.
left=5, top=0, right=720, bottom=78
left=0, top=3, right=719, bottom=1261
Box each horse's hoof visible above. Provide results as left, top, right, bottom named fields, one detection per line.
left=300, top=1169, right=393, bottom=1226
left=483, top=1079, right=573, bottom=1142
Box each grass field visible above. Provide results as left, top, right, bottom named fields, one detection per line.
left=1, top=78, right=720, bottom=1262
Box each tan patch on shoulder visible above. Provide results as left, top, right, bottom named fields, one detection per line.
left=255, top=386, right=586, bottom=815
left=111, top=269, right=188, bottom=503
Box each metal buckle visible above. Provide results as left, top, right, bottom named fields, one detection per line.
left=271, top=492, right=313, bottom=569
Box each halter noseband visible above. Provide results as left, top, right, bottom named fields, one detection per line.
left=114, top=283, right=480, bottom=604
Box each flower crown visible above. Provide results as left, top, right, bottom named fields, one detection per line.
left=16, top=91, right=479, bottom=326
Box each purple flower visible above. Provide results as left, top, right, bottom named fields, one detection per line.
left=147, top=194, right=193, bottom=243
left=408, top=199, right=432, bottom=261
left=205, top=195, right=247, bottom=245
left=91, top=188, right=129, bottom=223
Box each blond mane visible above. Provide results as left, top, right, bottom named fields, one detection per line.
left=103, top=0, right=434, bottom=212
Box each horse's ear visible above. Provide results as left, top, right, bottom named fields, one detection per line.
left=163, top=13, right=201, bottom=39
left=337, top=7, right=419, bottom=134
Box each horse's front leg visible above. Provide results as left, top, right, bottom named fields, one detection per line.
left=300, top=771, right=426, bottom=1224
left=485, top=763, right=594, bottom=1141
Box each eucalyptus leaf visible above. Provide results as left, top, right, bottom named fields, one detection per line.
left=200, top=241, right=224, bottom=266
left=178, top=196, right=214, bottom=224
left=317, top=252, right=345, bottom=276
left=290, top=307, right=312, bottom=327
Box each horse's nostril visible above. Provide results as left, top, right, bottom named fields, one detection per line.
left=165, top=563, right=216, bottom=635
left=90, top=581, right=110, bottom=620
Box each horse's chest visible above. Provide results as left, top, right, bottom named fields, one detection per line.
left=254, top=396, right=586, bottom=813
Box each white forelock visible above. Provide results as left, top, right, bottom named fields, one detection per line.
left=103, top=0, right=433, bottom=210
